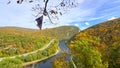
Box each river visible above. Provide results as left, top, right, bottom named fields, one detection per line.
left=24, top=40, right=70, bottom=68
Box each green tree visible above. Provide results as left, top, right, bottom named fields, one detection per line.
left=70, top=33, right=108, bottom=68
left=0, top=58, right=23, bottom=68
left=52, top=52, right=70, bottom=68
left=104, top=45, right=120, bottom=68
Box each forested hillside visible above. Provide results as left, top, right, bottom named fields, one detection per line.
left=0, top=27, right=35, bottom=35
left=0, top=26, right=79, bottom=39
left=0, top=25, right=79, bottom=68
left=0, top=30, right=52, bottom=57
left=53, top=18, right=120, bottom=68
left=33, top=26, right=80, bottom=40
left=69, top=18, right=120, bottom=68
left=82, top=18, right=120, bottom=46
left=0, top=26, right=79, bottom=57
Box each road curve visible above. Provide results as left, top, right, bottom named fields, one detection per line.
left=0, top=39, right=54, bottom=61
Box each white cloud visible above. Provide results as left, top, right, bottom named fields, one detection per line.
left=108, top=17, right=116, bottom=20
left=65, top=24, right=70, bottom=26
left=77, top=0, right=85, bottom=4
left=74, top=24, right=79, bottom=27
left=85, top=22, right=89, bottom=25
left=0, top=0, right=120, bottom=30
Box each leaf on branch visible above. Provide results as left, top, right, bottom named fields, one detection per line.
left=60, top=2, right=65, bottom=7
left=72, top=2, right=74, bottom=5
left=59, top=12, right=62, bottom=16
left=17, top=0, right=23, bottom=4
left=29, top=0, right=33, bottom=3
left=50, top=10, right=58, bottom=14
left=7, top=1, right=11, bottom=5
left=43, top=0, right=46, bottom=2
left=37, top=4, right=40, bottom=6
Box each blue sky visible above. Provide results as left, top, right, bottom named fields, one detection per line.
left=0, top=0, right=120, bottom=30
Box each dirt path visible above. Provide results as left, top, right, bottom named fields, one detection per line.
left=0, top=39, right=54, bottom=61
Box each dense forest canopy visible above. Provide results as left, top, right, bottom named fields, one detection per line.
left=0, top=25, right=79, bottom=68
left=69, top=18, right=120, bottom=68
left=53, top=18, right=120, bottom=68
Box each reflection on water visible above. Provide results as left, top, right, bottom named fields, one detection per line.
left=24, top=40, right=70, bottom=68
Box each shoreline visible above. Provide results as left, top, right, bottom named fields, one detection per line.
left=23, top=49, right=59, bottom=66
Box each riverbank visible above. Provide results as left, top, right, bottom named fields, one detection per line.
left=23, top=49, right=60, bottom=66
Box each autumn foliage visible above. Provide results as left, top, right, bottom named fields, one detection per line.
left=69, top=18, right=120, bottom=68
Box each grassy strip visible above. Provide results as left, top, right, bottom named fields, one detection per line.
left=0, top=40, right=59, bottom=68
left=23, top=49, right=59, bottom=66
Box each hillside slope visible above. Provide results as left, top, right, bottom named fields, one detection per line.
left=0, top=27, right=37, bottom=37
left=0, top=26, right=79, bottom=40
left=81, top=18, right=120, bottom=46
left=69, top=18, right=120, bottom=68
left=0, top=26, right=79, bottom=57
left=33, top=26, right=80, bottom=39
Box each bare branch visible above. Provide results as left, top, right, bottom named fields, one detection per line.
left=47, top=13, right=54, bottom=24
left=10, top=0, right=78, bottom=25
left=43, top=0, right=49, bottom=16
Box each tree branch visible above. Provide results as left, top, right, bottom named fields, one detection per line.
left=43, top=0, right=49, bottom=16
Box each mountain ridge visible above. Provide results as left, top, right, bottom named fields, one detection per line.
left=0, top=26, right=80, bottom=39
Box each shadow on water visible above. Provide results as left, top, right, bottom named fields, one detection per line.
left=24, top=40, right=70, bottom=68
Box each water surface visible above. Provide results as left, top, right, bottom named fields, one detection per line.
left=24, top=40, right=70, bottom=68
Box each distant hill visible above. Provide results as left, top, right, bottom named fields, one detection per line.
left=0, top=26, right=80, bottom=40
left=0, top=27, right=36, bottom=35
left=33, top=26, right=80, bottom=40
